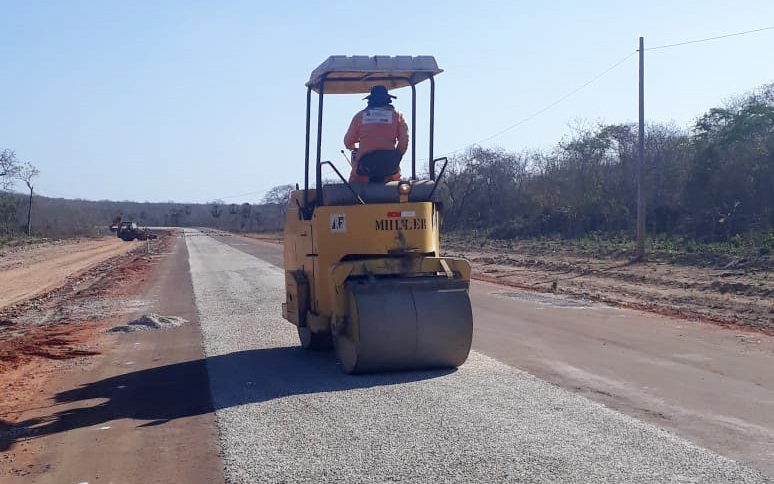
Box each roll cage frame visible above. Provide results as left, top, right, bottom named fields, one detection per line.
left=302, top=63, right=442, bottom=217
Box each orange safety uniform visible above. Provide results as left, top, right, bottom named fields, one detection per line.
left=344, top=105, right=409, bottom=183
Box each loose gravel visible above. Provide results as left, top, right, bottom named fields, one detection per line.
left=185, top=229, right=769, bottom=484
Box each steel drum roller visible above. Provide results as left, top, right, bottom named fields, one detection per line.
left=334, top=277, right=473, bottom=374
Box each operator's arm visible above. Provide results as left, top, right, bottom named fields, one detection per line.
left=396, top=111, right=409, bottom=155
left=344, top=112, right=362, bottom=150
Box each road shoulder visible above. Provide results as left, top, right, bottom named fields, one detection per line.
left=0, top=234, right=224, bottom=484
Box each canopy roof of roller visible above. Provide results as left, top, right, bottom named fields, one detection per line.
left=306, top=55, right=443, bottom=94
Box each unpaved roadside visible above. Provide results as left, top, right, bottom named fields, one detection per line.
left=0, top=237, right=140, bottom=310
left=0, top=236, right=172, bottom=416
left=0, top=233, right=223, bottom=483
left=444, top=237, right=774, bottom=334
left=234, top=232, right=774, bottom=333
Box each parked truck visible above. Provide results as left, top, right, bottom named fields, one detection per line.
left=116, top=221, right=157, bottom=241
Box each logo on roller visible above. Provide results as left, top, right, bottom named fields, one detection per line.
left=375, top=211, right=427, bottom=231
left=330, top=214, right=346, bottom=233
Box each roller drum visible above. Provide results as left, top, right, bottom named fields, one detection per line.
left=335, top=277, right=473, bottom=374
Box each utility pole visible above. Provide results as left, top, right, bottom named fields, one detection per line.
left=636, top=36, right=646, bottom=260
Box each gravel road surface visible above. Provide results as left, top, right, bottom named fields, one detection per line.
left=215, top=232, right=774, bottom=476
left=185, top=229, right=768, bottom=483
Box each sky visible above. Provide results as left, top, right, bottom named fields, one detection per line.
left=1, top=0, right=773, bottom=204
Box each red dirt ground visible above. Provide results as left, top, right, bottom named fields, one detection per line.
left=0, top=234, right=175, bottom=417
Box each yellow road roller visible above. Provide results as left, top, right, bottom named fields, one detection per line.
left=281, top=56, right=473, bottom=373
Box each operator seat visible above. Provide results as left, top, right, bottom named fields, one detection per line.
left=356, top=149, right=402, bottom=182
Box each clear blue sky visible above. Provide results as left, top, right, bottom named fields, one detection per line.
left=2, top=1, right=773, bottom=203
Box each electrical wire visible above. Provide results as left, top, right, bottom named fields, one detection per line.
left=429, top=26, right=773, bottom=160
left=434, top=50, right=638, bottom=159
left=37, top=188, right=79, bottom=199
left=214, top=189, right=273, bottom=201
left=193, top=185, right=284, bottom=205
left=646, top=26, right=774, bottom=51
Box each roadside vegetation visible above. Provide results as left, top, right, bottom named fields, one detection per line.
left=0, top=189, right=287, bottom=241
left=2, top=147, right=293, bottom=240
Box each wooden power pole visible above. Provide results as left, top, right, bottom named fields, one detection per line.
left=636, top=36, right=646, bottom=260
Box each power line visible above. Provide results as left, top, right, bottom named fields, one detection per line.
left=196, top=186, right=279, bottom=205
left=217, top=189, right=271, bottom=201
left=428, top=26, right=773, bottom=160
left=37, top=188, right=79, bottom=199
left=646, top=26, right=774, bottom=51
left=435, top=50, right=638, bottom=158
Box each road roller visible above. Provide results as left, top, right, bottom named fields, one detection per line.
left=281, top=55, right=473, bottom=373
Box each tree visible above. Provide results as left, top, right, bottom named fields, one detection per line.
left=211, top=199, right=224, bottom=219
left=240, top=203, right=252, bottom=231
left=263, top=184, right=294, bottom=218
left=263, top=184, right=294, bottom=206
left=240, top=202, right=251, bottom=218
left=441, top=147, right=526, bottom=230
left=17, top=162, right=40, bottom=236
left=688, top=82, right=774, bottom=238
left=0, top=150, right=21, bottom=235
left=1, top=149, right=19, bottom=191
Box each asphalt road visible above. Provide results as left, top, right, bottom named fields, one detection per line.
left=185, top=229, right=769, bottom=483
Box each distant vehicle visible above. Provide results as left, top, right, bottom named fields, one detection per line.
left=109, top=215, right=122, bottom=232
left=116, top=221, right=157, bottom=241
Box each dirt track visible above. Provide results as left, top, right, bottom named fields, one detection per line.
left=0, top=236, right=169, bottom=414
left=0, top=237, right=139, bottom=310
left=0, top=232, right=223, bottom=483
left=444, top=236, right=774, bottom=334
